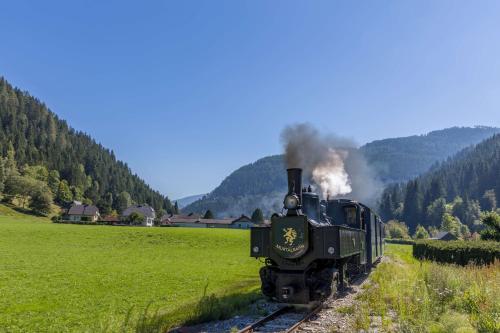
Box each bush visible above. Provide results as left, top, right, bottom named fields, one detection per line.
left=128, top=212, right=145, bottom=224
left=385, top=238, right=415, bottom=245
left=480, top=211, right=500, bottom=241
left=413, top=240, right=500, bottom=265
left=385, top=220, right=410, bottom=239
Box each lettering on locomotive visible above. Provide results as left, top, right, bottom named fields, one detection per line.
left=274, top=243, right=305, bottom=253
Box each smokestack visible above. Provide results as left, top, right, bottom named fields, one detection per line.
left=287, top=168, right=303, bottom=204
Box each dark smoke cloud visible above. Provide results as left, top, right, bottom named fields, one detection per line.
left=281, top=123, right=382, bottom=205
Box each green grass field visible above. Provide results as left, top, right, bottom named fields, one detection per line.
left=0, top=206, right=262, bottom=332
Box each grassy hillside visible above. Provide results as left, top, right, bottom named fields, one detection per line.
left=0, top=211, right=261, bottom=332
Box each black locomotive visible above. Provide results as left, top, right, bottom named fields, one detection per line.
left=250, top=168, right=384, bottom=304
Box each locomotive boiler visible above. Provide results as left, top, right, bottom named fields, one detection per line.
left=250, top=168, right=384, bottom=304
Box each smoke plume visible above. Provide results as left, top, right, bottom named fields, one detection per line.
left=281, top=123, right=381, bottom=204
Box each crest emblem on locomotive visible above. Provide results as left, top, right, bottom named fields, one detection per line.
left=271, top=214, right=308, bottom=259
left=283, top=227, right=297, bottom=245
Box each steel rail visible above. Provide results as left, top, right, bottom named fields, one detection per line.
left=284, top=304, right=322, bottom=333
left=237, top=304, right=322, bottom=333
left=236, top=306, right=291, bottom=333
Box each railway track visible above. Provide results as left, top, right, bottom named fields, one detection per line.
left=237, top=304, right=323, bottom=333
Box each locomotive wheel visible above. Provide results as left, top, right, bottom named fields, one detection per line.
left=259, top=266, right=276, bottom=298
left=310, top=267, right=338, bottom=301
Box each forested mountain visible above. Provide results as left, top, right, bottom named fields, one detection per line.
left=175, top=193, right=207, bottom=209
left=184, top=155, right=286, bottom=217
left=184, top=127, right=500, bottom=218
left=0, top=77, right=171, bottom=215
left=361, top=126, right=500, bottom=183
left=379, top=134, right=500, bottom=233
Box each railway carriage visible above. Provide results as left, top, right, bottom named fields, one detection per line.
left=250, top=168, right=384, bottom=304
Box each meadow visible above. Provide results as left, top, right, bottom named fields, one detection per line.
left=350, top=244, right=500, bottom=332
left=0, top=206, right=262, bottom=332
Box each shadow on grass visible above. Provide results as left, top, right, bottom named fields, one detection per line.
left=119, top=280, right=262, bottom=333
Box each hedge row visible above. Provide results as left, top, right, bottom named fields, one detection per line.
left=385, top=238, right=416, bottom=245
left=53, top=220, right=114, bottom=226
left=413, top=240, right=500, bottom=266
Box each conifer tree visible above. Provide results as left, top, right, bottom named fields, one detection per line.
left=203, top=210, right=214, bottom=219
left=251, top=208, right=264, bottom=223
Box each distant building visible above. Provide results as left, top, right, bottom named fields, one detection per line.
left=100, top=215, right=120, bottom=224
left=122, top=205, right=156, bottom=227
left=164, top=215, right=207, bottom=228
left=163, top=214, right=258, bottom=229
left=159, top=214, right=171, bottom=225
left=430, top=231, right=458, bottom=241
left=229, top=215, right=257, bottom=229
left=66, top=203, right=100, bottom=222
left=204, top=218, right=237, bottom=228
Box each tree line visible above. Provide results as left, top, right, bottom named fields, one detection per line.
left=379, top=134, right=500, bottom=240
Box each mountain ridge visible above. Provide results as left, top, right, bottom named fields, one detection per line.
left=184, top=126, right=500, bottom=217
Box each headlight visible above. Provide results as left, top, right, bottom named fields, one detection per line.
left=284, top=194, right=299, bottom=209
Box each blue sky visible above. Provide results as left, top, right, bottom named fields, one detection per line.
left=1, top=1, right=500, bottom=199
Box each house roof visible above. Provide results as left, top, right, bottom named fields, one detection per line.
left=169, top=217, right=204, bottom=224
left=67, top=204, right=99, bottom=216
left=122, top=205, right=156, bottom=218
left=101, top=215, right=119, bottom=222
left=204, top=218, right=235, bottom=225
left=431, top=231, right=457, bottom=240
left=232, top=215, right=253, bottom=223
left=167, top=214, right=258, bottom=225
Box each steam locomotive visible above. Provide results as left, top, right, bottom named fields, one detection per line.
left=250, top=168, right=384, bottom=304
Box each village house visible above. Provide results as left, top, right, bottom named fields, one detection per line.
left=121, top=204, right=156, bottom=227
left=66, top=202, right=100, bottom=222
left=231, top=215, right=257, bottom=229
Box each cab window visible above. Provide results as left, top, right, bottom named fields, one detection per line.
left=344, top=206, right=357, bottom=226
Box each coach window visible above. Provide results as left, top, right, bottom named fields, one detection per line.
left=361, top=209, right=366, bottom=230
